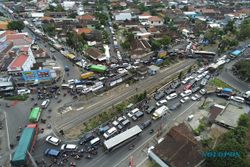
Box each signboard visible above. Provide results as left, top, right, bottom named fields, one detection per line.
left=22, top=69, right=52, bottom=81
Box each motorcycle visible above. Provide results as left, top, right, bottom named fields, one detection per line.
left=149, top=129, right=154, bottom=134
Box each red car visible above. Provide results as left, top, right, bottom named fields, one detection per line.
left=184, top=84, right=192, bottom=90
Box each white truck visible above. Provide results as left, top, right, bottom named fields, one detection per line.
left=152, top=105, right=168, bottom=120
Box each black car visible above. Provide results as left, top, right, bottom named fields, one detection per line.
left=169, top=102, right=181, bottom=111
left=146, top=106, right=156, bottom=114
left=192, top=86, right=200, bottom=93
left=217, top=93, right=230, bottom=99
left=165, top=89, right=176, bottom=95
left=154, top=92, right=165, bottom=101
left=140, top=120, right=152, bottom=130
left=79, top=133, right=95, bottom=145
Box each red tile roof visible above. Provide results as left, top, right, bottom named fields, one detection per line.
left=77, top=14, right=95, bottom=20
left=148, top=16, right=162, bottom=22
left=9, top=54, right=28, bottom=69
left=74, top=28, right=93, bottom=35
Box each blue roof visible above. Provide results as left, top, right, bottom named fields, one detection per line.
left=231, top=50, right=241, bottom=56
left=223, top=88, right=233, bottom=92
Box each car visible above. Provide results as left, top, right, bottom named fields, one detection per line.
left=169, top=102, right=181, bottom=111
left=156, top=99, right=167, bottom=107
left=146, top=106, right=156, bottom=114
left=180, top=96, right=190, bottom=103
left=103, top=127, right=117, bottom=139
left=99, top=125, right=110, bottom=134
left=200, top=78, right=208, bottom=86
left=17, top=89, right=31, bottom=95
left=184, top=84, right=192, bottom=90
left=127, top=108, right=140, bottom=117
left=61, top=144, right=78, bottom=151
left=166, top=93, right=178, bottom=100
left=229, top=96, right=245, bottom=103
left=199, top=89, right=206, bottom=95
left=154, top=92, right=165, bottom=100
left=217, top=93, right=231, bottom=99
left=46, top=136, right=61, bottom=146
left=139, top=120, right=152, bottom=130
left=192, top=86, right=200, bottom=93
left=205, top=74, right=211, bottom=79
left=191, top=94, right=201, bottom=101
left=117, top=116, right=127, bottom=122
left=171, top=82, right=181, bottom=89
left=132, top=111, right=144, bottom=121
left=44, top=148, right=60, bottom=157
left=195, top=74, right=203, bottom=81
left=79, top=133, right=95, bottom=145
left=197, top=67, right=205, bottom=74
left=180, top=90, right=192, bottom=97
left=165, top=89, right=176, bottom=95
left=112, top=120, right=119, bottom=126
left=41, top=99, right=50, bottom=109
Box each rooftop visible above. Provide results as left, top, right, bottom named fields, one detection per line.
left=153, top=123, right=204, bottom=167
left=148, top=16, right=162, bottom=22
left=209, top=104, right=225, bottom=121
left=74, top=28, right=93, bottom=35
left=9, top=54, right=28, bottom=69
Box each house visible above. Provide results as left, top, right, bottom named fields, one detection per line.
left=208, top=104, right=225, bottom=123
left=214, top=104, right=245, bottom=129
left=0, top=21, right=9, bottom=30
left=46, top=12, right=68, bottom=18
left=7, top=53, right=35, bottom=72
left=61, top=1, right=76, bottom=10
left=148, top=16, right=164, bottom=26
left=138, top=12, right=152, bottom=24
left=85, top=48, right=106, bottom=61
left=148, top=123, right=204, bottom=167
left=74, top=28, right=93, bottom=35
left=0, top=31, right=33, bottom=48
left=114, top=12, right=132, bottom=21
left=130, top=38, right=152, bottom=59
left=29, top=12, right=44, bottom=18
left=76, top=14, right=97, bottom=26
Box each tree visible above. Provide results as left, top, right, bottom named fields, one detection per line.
left=238, top=18, right=250, bottom=40
left=178, top=71, right=183, bottom=79
left=224, top=20, right=236, bottom=34
left=68, top=12, right=77, bottom=18
left=42, top=23, right=56, bottom=36
left=160, top=35, right=171, bottom=46
left=7, top=20, right=24, bottom=32
left=150, top=39, right=161, bottom=51
left=113, top=23, right=118, bottom=30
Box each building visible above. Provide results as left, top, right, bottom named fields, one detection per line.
left=148, top=123, right=204, bottom=167
left=214, top=104, right=245, bottom=129
left=148, top=16, right=164, bottom=26
left=61, top=1, right=76, bottom=10
left=208, top=104, right=226, bottom=123
left=114, top=12, right=132, bottom=21
left=7, top=53, right=35, bottom=72
left=85, top=48, right=106, bottom=61
left=0, top=76, right=14, bottom=93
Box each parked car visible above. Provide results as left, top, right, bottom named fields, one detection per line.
left=146, top=106, right=156, bottom=114
left=103, top=127, right=117, bottom=139
left=199, top=89, right=206, bottom=95
left=192, top=86, right=200, bottom=93
left=229, top=96, right=245, bottom=103
left=154, top=92, right=165, bottom=100
left=180, top=90, right=192, bottom=97
left=217, top=93, right=230, bottom=99
left=127, top=108, right=140, bottom=117
left=165, top=89, right=176, bottom=95
left=61, top=144, right=78, bottom=151
left=184, top=84, right=192, bottom=90
left=180, top=96, right=190, bottom=103
left=191, top=94, right=201, bottom=101
left=132, top=111, right=144, bottom=121
left=44, top=148, right=60, bottom=157
left=166, top=93, right=178, bottom=100
left=171, top=82, right=181, bottom=89
left=45, top=136, right=61, bottom=146
left=139, top=120, right=152, bottom=130
left=79, top=132, right=95, bottom=145
left=156, top=99, right=167, bottom=107
left=169, top=102, right=181, bottom=111
left=99, top=125, right=110, bottom=134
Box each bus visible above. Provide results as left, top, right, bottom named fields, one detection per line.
left=11, top=124, right=39, bottom=166
left=104, top=125, right=142, bottom=152
left=29, top=107, right=42, bottom=123
left=190, top=50, right=216, bottom=60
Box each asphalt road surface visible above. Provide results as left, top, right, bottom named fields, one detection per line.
left=53, top=59, right=195, bottom=131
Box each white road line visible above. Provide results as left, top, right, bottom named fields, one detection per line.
left=174, top=101, right=198, bottom=121
left=4, top=111, right=11, bottom=160
left=136, top=157, right=148, bottom=167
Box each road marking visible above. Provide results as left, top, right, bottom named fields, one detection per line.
left=4, top=111, right=11, bottom=161
left=136, top=157, right=148, bottom=167
left=174, top=101, right=198, bottom=121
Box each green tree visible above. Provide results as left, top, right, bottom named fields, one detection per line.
left=68, top=12, right=77, bottom=18
left=160, top=35, right=171, bottom=46
left=113, top=23, right=118, bottom=30
left=204, top=28, right=223, bottom=44
left=224, top=20, right=236, bottom=34
left=7, top=20, right=25, bottom=32
left=138, top=4, right=149, bottom=12
left=238, top=18, right=250, bottom=40
left=121, top=41, right=130, bottom=49
left=42, top=23, right=56, bottom=36
left=151, top=39, right=161, bottom=51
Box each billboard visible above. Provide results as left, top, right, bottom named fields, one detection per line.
left=22, top=69, right=52, bottom=81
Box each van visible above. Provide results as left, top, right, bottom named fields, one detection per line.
left=41, top=99, right=50, bottom=109
left=61, top=84, right=70, bottom=89
left=44, top=148, right=60, bottom=157
left=90, top=137, right=101, bottom=146
left=103, top=127, right=117, bottom=139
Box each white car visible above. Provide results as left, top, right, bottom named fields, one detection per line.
left=199, top=89, right=206, bottom=95
left=191, top=94, right=201, bottom=101
left=156, top=99, right=167, bottom=107
left=46, top=136, right=61, bottom=146
left=17, top=89, right=31, bottom=95
left=195, top=74, right=203, bottom=81
left=61, top=144, right=78, bottom=151
left=180, top=90, right=192, bottom=97
left=229, top=96, right=245, bottom=103
left=166, top=93, right=178, bottom=100
left=180, top=96, right=190, bottom=103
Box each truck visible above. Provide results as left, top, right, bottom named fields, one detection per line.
left=152, top=105, right=168, bottom=120
left=243, top=91, right=250, bottom=99
left=89, top=65, right=107, bottom=73
left=80, top=72, right=95, bottom=79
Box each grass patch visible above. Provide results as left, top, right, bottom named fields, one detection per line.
left=4, top=95, right=29, bottom=101
left=208, top=78, right=232, bottom=88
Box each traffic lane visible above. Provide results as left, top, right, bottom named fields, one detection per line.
left=1, top=99, right=33, bottom=145
left=54, top=60, right=195, bottom=130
